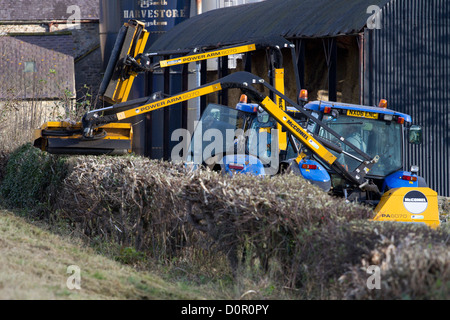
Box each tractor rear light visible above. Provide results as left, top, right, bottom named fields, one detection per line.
left=323, top=106, right=331, bottom=114
left=379, top=99, right=388, bottom=108
left=301, top=164, right=317, bottom=170
left=401, top=175, right=417, bottom=181
left=397, top=117, right=405, bottom=124
left=229, top=163, right=244, bottom=170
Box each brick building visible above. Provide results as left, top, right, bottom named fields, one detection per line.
left=0, top=1, right=103, bottom=150
left=0, top=0, right=102, bottom=104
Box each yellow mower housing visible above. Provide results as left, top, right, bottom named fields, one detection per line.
left=33, top=121, right=133, bottom=155
left=33, top=20, right=147, bottom=155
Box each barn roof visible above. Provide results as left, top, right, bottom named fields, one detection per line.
left=147, top=0, right=390, bottom=54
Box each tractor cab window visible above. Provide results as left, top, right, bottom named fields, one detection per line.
left=317, top=113, right=403, bottom=177
left=247, top=113, right=277, bottom=164
left=187, top=104, right=246, bottom=164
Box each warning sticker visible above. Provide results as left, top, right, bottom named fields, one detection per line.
left=403, top=190, right=428, bottom=214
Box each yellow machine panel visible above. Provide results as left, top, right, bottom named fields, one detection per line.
left=101, top=20, right=149, bottom=104
left=373, top=187, right=440, bottom=228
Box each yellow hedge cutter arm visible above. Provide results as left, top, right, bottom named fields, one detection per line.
left=34, top=19, right=296, bottom=155
left=66, top=72, right=377, bottom=189
left=99, top=19, right=293, bottom=104
left=33, top=19, right=149, bottom=155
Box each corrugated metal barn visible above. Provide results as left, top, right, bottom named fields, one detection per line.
left=362, top=0, right=449, bottom=197
left=145, top=0, right=449, bottom=196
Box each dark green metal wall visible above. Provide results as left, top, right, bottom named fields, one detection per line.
left=363, top=0, right=450, bottom=196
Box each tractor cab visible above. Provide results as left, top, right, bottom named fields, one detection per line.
left=186, top=101, right=302, bottom=175
left=301, top=100, right=426, bottom=200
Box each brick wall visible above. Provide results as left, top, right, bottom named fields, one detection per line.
left=75, top=46, right=104, bottom=108
left=1, top=21, right=103, bottom=105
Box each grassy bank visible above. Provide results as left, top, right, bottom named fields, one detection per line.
left=0, top=209, right=231, bottom=300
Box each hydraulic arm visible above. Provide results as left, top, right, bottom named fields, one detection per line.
left=35, top=18, right=377, bottom=189
left=99, top=19, right=296, bottom=105
left=81, top=71, right=379, bottom=188
left=35, top=20, right=296, bottom=156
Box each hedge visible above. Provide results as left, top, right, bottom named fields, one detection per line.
left=0, top=143, right=448, bottom=299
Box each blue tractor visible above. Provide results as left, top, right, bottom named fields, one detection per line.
left=187, top=88, right=439, bottom=228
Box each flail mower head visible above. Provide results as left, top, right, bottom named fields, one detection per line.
left=33, top=20, right=148, bottom=155
left=33, top=121, right=133, bottom=155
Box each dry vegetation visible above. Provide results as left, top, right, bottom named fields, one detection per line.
left=0, top=143, right=448, bottom=299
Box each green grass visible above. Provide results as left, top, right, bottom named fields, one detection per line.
left=0, top=209, right=229, bottom=300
